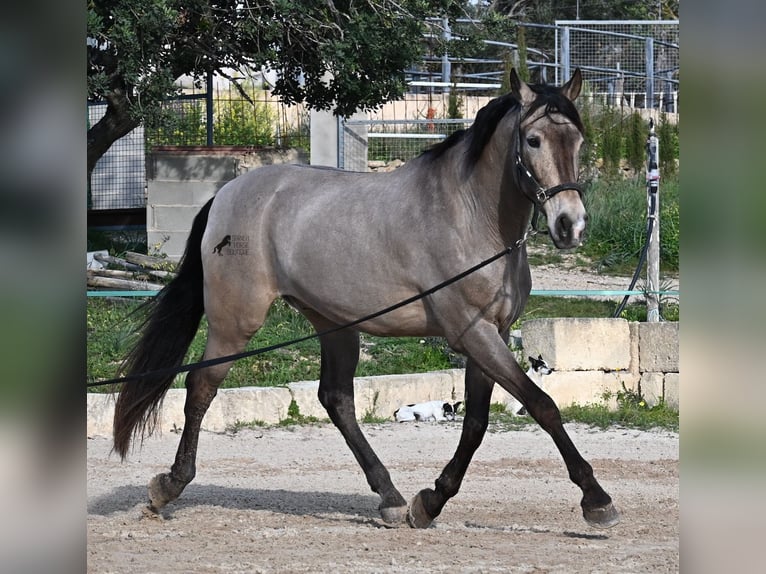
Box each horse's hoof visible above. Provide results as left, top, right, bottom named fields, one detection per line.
left=379, top=504, right=408, bottom=525
left=583, top=501, right=621, bottom=529
left=148, top=473, right=175, bottom=510
left=407, top=490, right=435, bottom=529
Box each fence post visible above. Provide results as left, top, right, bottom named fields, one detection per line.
left=560, top=27, right=570, bottom=85
left=645, top=37, right=655, bottom=109
left=206, top=72, right=214, bottom=146
left=646, top=119, right=660, bottom=322
left=442, top=17, right=452, bottom=93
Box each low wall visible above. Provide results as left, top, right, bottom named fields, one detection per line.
left=147, top=147, right=307, bottom=259
left=87, top=319, right=678, bottom=437
left=512, top=318, right=679, bottom=410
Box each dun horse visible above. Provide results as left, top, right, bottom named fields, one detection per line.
left=114, top=69, right=620, bottom=529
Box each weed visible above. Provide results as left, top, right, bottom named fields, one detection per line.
left=561, top=382, right=678, bottom=431
left=227, top=419, right=267, bottom=433
left=276, top=399, right=325, bottom=427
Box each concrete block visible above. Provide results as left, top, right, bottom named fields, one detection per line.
left=146, top=231, right=191, bottom=260
left=639, top=322, right=679, bottom=373
left=148, top=154, right=239, bottom=182
left=288, top=380, right=325, bottom=419
left=629, top=321, right=640, bottom=375
left=664, top=372, right=679, bottom=410
left=355, top=371, right=456, bottom=420
left=147, top=180, right=223, bottom=205
left=450, top=368, right=467, bottom=403
left=640, top=372, right=665, bottom=407
left=521, top=318, right=631, bottom=371
left=206, top=387, right=293, bottom=430
left=541, top=371, right=637, bottom=408
left=149, top=205, right=205, bottom=232
left=236, top=148, right=306, bottom=173
left=87, top=393, right=116, bottom=437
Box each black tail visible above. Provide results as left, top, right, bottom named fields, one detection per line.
left=113, top=198, right=214, bottom=459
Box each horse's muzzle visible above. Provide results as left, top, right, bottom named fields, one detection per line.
left=551, top=211, right=587, bottom=249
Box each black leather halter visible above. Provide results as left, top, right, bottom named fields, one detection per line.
left=515, top=121, right=585, bottom=233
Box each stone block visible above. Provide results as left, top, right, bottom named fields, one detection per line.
left=541, top=371, right=637, bottom=408
left=209, top=387, right=293, bottom=429
left=146, top=231, right=192, bottom=260
left=639, top=322, right=679, bottom=373
left=86, top=393, right=116, bottom=437
left=147, top=180, right=223, bottom=205
left=288, top=380, right=325, bottom=420
left=664, top=372, right=679, bottom=410
left=629, top=321, right=641, bottom=375
left=149, top=205, right=204, bottom=232
left=355, top=371, right=456, bottom=420
left=148, top=154, right=239, bottom=182
left=640, top=372, right=665, bottom=407
left=521, top=318, right=631, bottom=371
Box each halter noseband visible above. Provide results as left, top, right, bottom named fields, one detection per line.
left=515, top=118, right=585, bottom=233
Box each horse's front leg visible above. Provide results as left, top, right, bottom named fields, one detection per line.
left=407, top=356, right=495, bottom=528
left=422, top=320, right=619, bottom=529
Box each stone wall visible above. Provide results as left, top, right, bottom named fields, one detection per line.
left=491, top=318, right=679, bottom=410
left=147, top=147, right=307, bottom=259
left=87, top=319, right=678, bottom=437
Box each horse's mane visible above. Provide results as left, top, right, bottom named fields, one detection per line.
left=421, top=83, right=583, bottom=169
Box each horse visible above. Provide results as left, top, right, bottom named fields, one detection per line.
left=113, top=68, right=620, bottom=529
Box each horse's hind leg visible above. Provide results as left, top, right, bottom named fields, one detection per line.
left=305, top=312, right=408, bottom=524
left=148, top=309, right=266, bottom=512
left=408, top=356, right=495, bottom=528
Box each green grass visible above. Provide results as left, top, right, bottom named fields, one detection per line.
left=87, top=294, right=677, bottom=390
left=581, top=175, right=679, bottom=273
left=487, top=383, right=678, bottom=432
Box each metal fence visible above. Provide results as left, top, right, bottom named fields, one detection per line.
left=88, top=103, right=146, bottom=210
left=555, top=20, right=679, bottom=112
left=340, top=118, right=471, bottom=171
left=88, top=82, right=309, bottom=212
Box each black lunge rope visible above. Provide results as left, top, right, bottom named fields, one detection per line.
left=87, top=233, right=532, bottom=389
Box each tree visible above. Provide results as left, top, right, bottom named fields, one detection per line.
left=87, top=0, right=469, bottom=179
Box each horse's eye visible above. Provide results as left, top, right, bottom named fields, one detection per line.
left=526, top=136, right=541, bottom=148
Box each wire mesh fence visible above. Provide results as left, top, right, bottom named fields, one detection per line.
left=88, top=103, right=146, bottom=210
left=556, top=20, right=679, bottom=112
left=88, top=81, right=309, bottom=211
left=341, top=118, right=472, bottom=171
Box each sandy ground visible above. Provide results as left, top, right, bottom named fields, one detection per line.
left=87, top=421, right=678, bottom=573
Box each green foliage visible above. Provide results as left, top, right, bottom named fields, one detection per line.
left=598, top=106, right=623, bottom=174
left=575, top=104, right=680, bottom=180
left=278, top=399, right=324, bottom=426
left=582, top=175, right=679, bottom=272
left=625, top=111, right=645, bottom=173
left=88, top=289, right=676, bottom=392
left=657, top=113, right=679, bottom=176
left=560, top=383, right=678, bottom=431
left=88, top=1, right=474, bottom=168
left=447, top=89, right=463, bottom=119
left=213, top=91, right=278, bottom=146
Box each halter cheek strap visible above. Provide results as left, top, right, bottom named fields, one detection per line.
left=515, top=147, right=585, bottom=234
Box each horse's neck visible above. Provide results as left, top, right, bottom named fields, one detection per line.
left=457, top=141, right=531, bottom=247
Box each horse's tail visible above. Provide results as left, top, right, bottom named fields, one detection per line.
left=113, top=198, right=214, bottom=459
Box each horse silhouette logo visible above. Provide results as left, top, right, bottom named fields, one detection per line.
left=212, top=235, right=231, bottom=255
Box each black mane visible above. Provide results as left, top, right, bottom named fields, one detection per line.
left=421, top=82, right=583, bottom=168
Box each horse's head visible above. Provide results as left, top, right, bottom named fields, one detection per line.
left=511, top=69, right=587, bottom=249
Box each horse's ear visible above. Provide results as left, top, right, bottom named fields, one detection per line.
left=510, top=68, right=535, bottom=105
left=561, top=68, right=583, bottom=101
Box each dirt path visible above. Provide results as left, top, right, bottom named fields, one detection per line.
left=88, top=422, right=678, bottom=573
